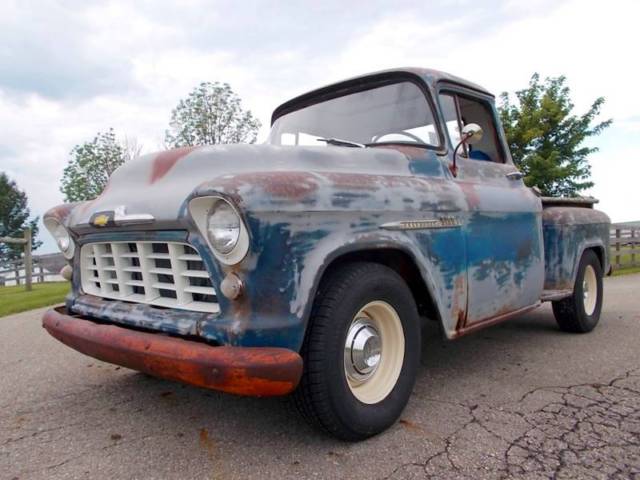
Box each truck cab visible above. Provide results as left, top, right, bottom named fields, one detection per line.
left=42, top=68, right=610, bottom=440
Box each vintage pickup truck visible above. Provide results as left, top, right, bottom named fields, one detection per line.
left=43, top=68, right=610, bottom=440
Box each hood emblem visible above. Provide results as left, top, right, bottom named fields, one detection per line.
left=92, top=214, right=111, bottom=228
left=90, top=206, right=154, bottom=228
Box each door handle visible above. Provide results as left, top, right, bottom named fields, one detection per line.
left=505, top=171, right=524, bottom=181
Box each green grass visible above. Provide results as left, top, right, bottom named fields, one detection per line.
left=610, top=252, right=640, bottom=276
left=612, top=266, right=640, bottom=276
left=0, top=282, right=69, bottom=318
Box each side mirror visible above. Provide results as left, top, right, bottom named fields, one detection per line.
left=450, top=123, right=484, bottom=177
left=460, top=123, right=483, bottom=145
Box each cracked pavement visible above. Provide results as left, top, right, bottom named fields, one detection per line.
left=1, top=274, right=639, bottom=479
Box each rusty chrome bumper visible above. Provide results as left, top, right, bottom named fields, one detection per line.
left=42, top=307, right=303, bottom=397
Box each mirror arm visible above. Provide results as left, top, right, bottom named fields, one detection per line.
left=450, top=132, right=471, bottom=177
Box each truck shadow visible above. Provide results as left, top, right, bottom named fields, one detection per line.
left=102, top=304, right=575, bottom=442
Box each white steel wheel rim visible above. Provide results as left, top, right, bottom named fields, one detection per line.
left=344, top=301, right=405, bottom=404
left=582, top=265, right=598, bottom=316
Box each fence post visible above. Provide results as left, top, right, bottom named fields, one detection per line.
left=24, top=227, right=32, bottom=291
left=38, top=263, right=45, bottom=283
left=632, top=229, right=637, bottom=267
left=14, top=260, right=20, bottom=286
left=615, top=228, right=621, bottom=269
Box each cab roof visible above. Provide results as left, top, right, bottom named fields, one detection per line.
left=271, top=67, right=493, bottom=125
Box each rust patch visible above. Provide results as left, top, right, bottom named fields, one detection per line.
left=44, top=203, right=79, bottom=222
left=452, top=304, right=540, bottom=339
left=150, top=147, right=196, bottom=184
left=249, top=172, right=317, bottom=199
left=42, top=307, right=303, bottom=397
left=452, top=275, right=467, bottom=331
left=211, top=171, right=320, bottom=201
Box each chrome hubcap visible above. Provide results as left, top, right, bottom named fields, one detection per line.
left=344, top=318, right=382, bottom=383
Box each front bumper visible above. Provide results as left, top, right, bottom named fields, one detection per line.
left=42, top=307, right=303, bottom=397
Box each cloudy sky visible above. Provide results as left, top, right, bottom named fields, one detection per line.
left=2, top=0, right=638, bottom=253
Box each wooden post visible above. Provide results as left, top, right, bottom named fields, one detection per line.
left=14, top=260, right=20, bottom=286
left=38, top=263, right=45, bottom=283
left=24, top=227, right=32, bottom=291
left=632, top=229, right=637, bottom=267
left=615, top=228, right=621, bottom=269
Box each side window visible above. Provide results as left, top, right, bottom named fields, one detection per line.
left=439, top=93, right=463, bottom=148
left=439, top=92, right=505, bottom=163
left=457, top=96, right=504, bottom=163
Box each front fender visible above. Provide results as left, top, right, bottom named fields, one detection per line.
left=185, top=169, right=468, bottom=348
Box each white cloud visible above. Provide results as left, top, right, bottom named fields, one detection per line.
left=1, top=0, right=638, bottom=254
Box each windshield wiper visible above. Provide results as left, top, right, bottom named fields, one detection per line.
left=365, top=141, right=433, bottom=149
left=317, top=137, right=365, bottom=148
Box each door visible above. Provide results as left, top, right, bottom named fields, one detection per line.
left=439, top=90, right=544, bottom=326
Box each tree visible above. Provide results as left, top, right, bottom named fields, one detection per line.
left=498, top=74, right=611, bottom=197
left=0, top=173, right=41, bottom=263
left=165, top=82, right=261, bottom=147
left=60, top=129, right=139, bottom=202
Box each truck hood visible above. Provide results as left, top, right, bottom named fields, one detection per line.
left=67, top=144, right=419, bottom=228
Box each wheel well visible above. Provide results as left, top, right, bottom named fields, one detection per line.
left=586, top=246, right=605, bottom=271
left=320, top=248, right=439, bottom=322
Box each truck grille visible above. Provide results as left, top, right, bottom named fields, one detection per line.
left=80, top=241, right=219, bottom=313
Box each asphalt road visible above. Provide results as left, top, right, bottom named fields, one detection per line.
left=1, top=274, right=639, bottom=480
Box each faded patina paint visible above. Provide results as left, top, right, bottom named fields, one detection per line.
left=44, top=68, right=611, bottom=351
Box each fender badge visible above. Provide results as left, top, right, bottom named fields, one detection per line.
left=380, top=216, right=461, bottom=231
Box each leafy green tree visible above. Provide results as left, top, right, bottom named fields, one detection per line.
left=61, top=129, right=127, bottom=202
left=0, top=173, right=41, bottom=263
left=165, top=82, right=261, bottom=147
left=499, top=74, right=611, bottom=196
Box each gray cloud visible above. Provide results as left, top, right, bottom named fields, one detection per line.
left=0, top=0, right=521, bottom=101
left=0, top=1, right=137, bottom=99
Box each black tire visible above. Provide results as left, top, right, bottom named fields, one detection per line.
left=293, top=262, right=421, bottom=441
left=552, top=250, right=603, bottom=333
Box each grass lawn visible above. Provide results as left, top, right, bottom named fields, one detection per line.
left=610, top=252, right=640, bottom=276
left=612, top=266, right=640, bottom=276
left=0, top=282, right=69, bottom=318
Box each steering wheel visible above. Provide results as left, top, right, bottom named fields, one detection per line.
left=371, top=131, right=423, bottom=143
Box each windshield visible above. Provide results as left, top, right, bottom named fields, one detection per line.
left=268, top=81, right=440, bottom=148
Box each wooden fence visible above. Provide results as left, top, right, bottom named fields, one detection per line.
left=0, top=228, right=32, bottom=290
left=0, top=259, right=58, bottom=286
left=610, top=225, right=639, bottom=271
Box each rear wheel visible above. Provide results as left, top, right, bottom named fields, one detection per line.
left=552, top=250, right=603, bottom=333
left=293, top=262, right=421, bottom=441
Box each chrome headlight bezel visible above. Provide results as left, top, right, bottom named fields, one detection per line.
left=44, top=217, right=75, bottom=260
left=188, top=196, right=249, bottom=265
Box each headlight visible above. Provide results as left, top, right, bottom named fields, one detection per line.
left=207, top=202, right=240, bottom=254
left=188, top=196, right=250, bottom=265
left=45, top=219, right=75, bottom=259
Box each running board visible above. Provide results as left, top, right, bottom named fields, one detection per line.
left=540, top=289, right=572, bottom=302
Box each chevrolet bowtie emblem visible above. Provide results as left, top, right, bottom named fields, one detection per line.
left=89, top=206, right=154, bottom=228
left=92, top=214, right=110, bottom=227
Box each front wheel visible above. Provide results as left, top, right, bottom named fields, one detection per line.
left=293, top=262, right=421, bottom=441
left=552, top=249, right=604, bottom=333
